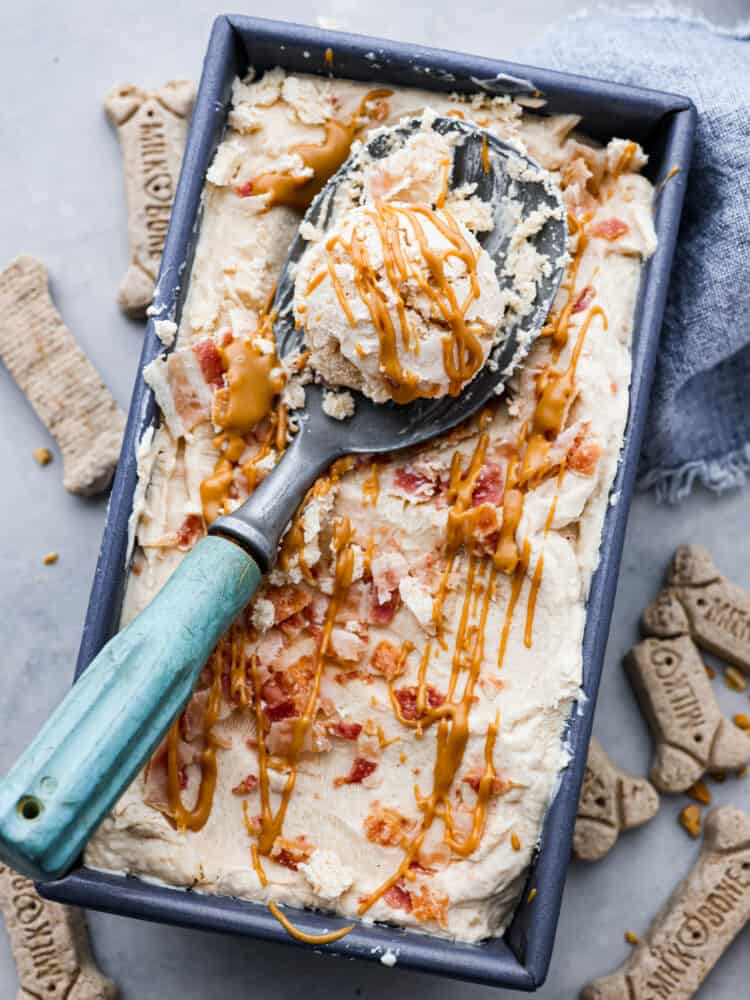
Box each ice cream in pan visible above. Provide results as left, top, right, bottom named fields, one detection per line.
left=0, top=72, right=656, bottom=944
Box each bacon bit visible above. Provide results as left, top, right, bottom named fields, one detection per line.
left=393, top=466, right=435, bottom=497
left=383, top=882, right=412, bottom=913
left=409, top=860, right=436, bottom=876
left=678, top=804, right=702, bottom=839
left=567, top=433, right=602, bottom=476
left=369, top=589, right=400, bottom=625
left=393, top=685, right=445, bottom=722
left=462, top=769, right=511, bottom=795
left=131, top=563, right=142, bottom=576
left=334, top=757, right=377, bottom=787
left=192, top=339, right=224, bottom=387
left=686, top=779, right=712, bottom=805
left=334, top=669, right=372, bottom=685
left=279, top=611, right=306, bottom=638
left=370, top=640, right=407, bottom=681
left=236, top=180, right=254, bottom=197
left=267, top=585, right=312, bottom=624
left=176, top=513, right=204, bottom=550
left=410, top=884, right=449, bottom=927
left=624, top=930, right=640, bottom=946
left=231, top=774, right=258, bottom=796
left=734, top=713, right=750, bottom=733
left=221, top=331, right=234, bottom=347
left=590, top=218, right=629, bottom=240
left=330, top=720, right=363, bottom=740
left=571, top=285, right=595, bottom=314
left=266, top=699, right=297, bottom=722
left=364, top=804, right=415, bottom=846
left=271, top=837, right=313, bottom=871
left=471, top=464, right=504, bottom=507
left=279, top=655, right=316, bottom=712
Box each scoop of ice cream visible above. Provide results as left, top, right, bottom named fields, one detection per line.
left=294, top=201, right=504, bottom=404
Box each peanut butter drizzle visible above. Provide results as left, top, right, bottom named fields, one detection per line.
left=213, top=337, right=286, bottom=436
left=523, top=467, right=565, bottom=648
left=361, top=461, right=380, bottom=507
left=252, top=519, right=356, bottom=858
left=250, top=89, right=393, bottom=211
left=445, top=432, right=489, bottom=551
left=166, top=643, right=224, bottom=832
left=541, top=214, right=589, bottom=357
left=310, top=200, right=485, bottom=403
left=436, top=158, right=451, bottom=209
left=481, top=134, right=490, bottom=175
left=268, top=900, right=354, bottom=944
left=361, top=552, right=499, bottom=914
left=200, top=308, right=288, bottom=524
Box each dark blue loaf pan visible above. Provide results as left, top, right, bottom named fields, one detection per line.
left=38, top=14, right=695, bottom=991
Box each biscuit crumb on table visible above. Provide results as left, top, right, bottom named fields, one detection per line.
left=624, top=930, right=640, bottom=946
left=678, top=803, right=702, bottom=839
left=685, top=779, right=711, bottom=805
left=32, top=446, right=52, bottom=465
left=42, top=551, right=58, bottom=566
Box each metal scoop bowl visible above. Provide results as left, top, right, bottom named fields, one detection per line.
left=0, top=116, right=566, bottom=881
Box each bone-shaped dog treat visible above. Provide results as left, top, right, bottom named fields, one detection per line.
left=573, top=737, right=659, bottom=862
left=0, top=864, right=117, bottom=999
left=642, top=545, right=750, bottom=673
left=0, top=256, right=125, bottom=495
left=625, top=634, right=750, bottom=792
left=581, top=806, right=750, bottom=1000
left=104, top=79, right=195, bottom=318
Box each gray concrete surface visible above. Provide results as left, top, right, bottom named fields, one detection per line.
left=1, top=1, right=748, bottom=996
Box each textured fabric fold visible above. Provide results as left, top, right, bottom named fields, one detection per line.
left=519, top=7, right=750, bottom=501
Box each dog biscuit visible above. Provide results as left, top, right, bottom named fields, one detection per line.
left=642, top=545, right=750, bottom=673
left=0, top=863, right=117, bottom=999
left=0, top=256, right=125, bottom=495
left=574, top=737, right=659, bottom=862
left=624, top=634, right=750, bottom=792
left=105, top=78, right=195, bottom=318
left=581, top=805, right=750, bottom=1000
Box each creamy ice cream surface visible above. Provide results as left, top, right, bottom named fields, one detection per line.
left=86, top=68, right=657, bottom=944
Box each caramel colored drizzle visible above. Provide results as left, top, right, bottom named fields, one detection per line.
left=249, top=89, right=393, bottom=212
left=213, top=337, right=285, bottom=436
left=497, top=539, right=531, bottom=669
left=268, top=900, right=354, bottom=944
left=252, top=519, right=356, bottom=858
left=481, top=134, right=490, bottom=175
left=360, top=551, right=499, bottom=915
left=361, top=461, right=380, bottom=507
left=166, top=645, right=224, bottom=832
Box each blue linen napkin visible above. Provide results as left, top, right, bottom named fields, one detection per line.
left=519, top=8, right=750, bottom=501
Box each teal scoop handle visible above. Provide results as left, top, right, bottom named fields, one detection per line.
left=0, top=414, right=336, bottom=882
left=0, top=536, right=261, bottom=881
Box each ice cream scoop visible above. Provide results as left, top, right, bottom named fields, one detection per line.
left=0, top=115, right=566, bottom=881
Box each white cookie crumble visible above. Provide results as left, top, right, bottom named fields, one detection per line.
left=153, top=319, right=177, bottom=347
left=322, top=389, right=356, bottom=420
left=251, top=597, right=275, bottom=634
left=298, top=849, right=354, bottom=900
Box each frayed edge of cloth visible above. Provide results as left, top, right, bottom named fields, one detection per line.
left=637, top=443, right=750, bottom=503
